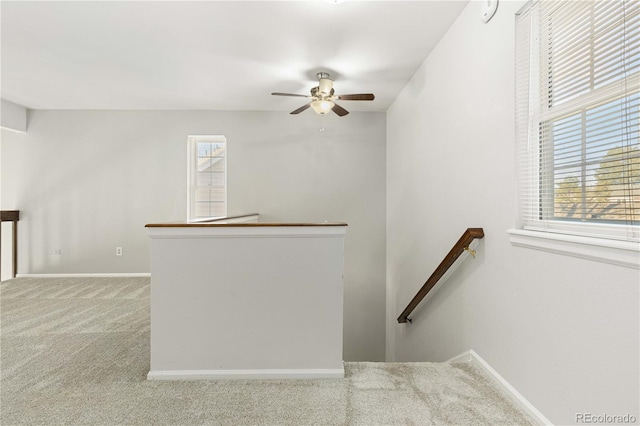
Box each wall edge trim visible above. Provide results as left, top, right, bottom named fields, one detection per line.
left=447, top=350, right=553, bottom=425
left=147, top=368, right=345, bottom=381
left=15, top=273, right=151, bottom=278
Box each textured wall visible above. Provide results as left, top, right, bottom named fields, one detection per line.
left=1, top=109, right=386, bottom=362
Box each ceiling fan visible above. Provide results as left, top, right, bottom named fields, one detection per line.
left=272, top=72, right=375, bottom=117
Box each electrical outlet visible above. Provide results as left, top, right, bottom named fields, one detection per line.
left=116, top=247, right=123, bottom=256
left=51, top=248, right=62, bottom=255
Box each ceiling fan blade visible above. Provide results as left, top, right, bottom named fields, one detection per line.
left=336, top=94, right=375, bottom=101
left=332, top=103, right=349, bottom=117
left=272, top=92, right=310, bottom=98
left=290, top=103, right=311, bottom=114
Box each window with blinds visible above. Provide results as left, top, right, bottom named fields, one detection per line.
left=516, top=0, right=640, bottom=242
left=187, top=135, right=227, bottom=221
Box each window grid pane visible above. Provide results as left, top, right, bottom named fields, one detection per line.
left=548, top=94, right=639, bottom=225
left=188, top=136, right=227, bottom=220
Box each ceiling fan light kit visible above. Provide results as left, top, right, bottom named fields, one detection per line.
left=271, top=72, right=375, bottom=117
left=311, top=99, right=334, bottom=114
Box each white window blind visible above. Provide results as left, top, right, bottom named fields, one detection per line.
left=516, top=0, right=640, bottom=243
left=187, top=135, right=227, bottom=221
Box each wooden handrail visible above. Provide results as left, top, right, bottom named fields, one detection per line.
left=397, top=228, right=484, bottom=324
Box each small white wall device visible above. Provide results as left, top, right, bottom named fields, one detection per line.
left=481, top=0, right=498, bottom=23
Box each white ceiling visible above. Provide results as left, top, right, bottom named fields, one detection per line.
left=1, top=1, right=468, bottom=112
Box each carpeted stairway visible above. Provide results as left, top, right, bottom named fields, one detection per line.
left=1, top=277, right=535, bottom=425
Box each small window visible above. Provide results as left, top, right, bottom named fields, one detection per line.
left=187, top=135, right=227, bottom=221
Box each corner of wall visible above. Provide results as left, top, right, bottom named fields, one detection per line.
left=1, top=99, right=28, bottom=133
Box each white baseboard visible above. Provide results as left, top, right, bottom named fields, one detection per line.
left=448, top=350, right=553, bottom=425
left=447, top=351, right=474, bottom=363
left=16, top=273, right=151, bottom=278
left=147, top=368, right=345, bottom=381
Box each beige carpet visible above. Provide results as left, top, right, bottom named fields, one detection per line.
left=1, top=277, right=535, bottom=425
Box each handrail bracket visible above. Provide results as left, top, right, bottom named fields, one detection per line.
left=463, top=246, right=476, bottom=258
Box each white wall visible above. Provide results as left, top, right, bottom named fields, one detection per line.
left=148, top=225, right=346, bottom=378
left=386, top=1, right=639, bottom=425
left=0, top=109, right=386, bottom=362
left=0, top=100, right=27, bottom=278
left=1, top=99, right=27, bottom=132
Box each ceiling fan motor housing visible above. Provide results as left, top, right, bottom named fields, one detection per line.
left=318, top=77, right=333, bottom=96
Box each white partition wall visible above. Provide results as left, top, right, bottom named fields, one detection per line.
left=146, top=221, right=347, bottom=380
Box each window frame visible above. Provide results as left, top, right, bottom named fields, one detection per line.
left=187, top=135, right=227, bottom=222
left=511, top=0, right=640, bottom=267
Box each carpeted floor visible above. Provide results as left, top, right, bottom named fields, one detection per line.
left=1, top=277, right=535, bottom=425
